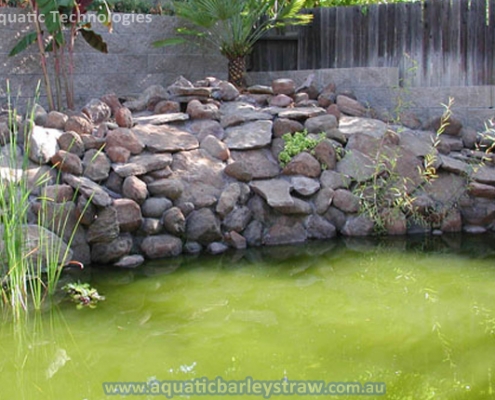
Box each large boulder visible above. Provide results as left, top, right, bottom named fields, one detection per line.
left=186, top=208, right=222, bottom=245
left=141, top=235, right=183, bottom=259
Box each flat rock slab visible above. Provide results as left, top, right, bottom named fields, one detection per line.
left=133, top=124, right=199, bottom=153
left=220, top=101, right=273, bottom=128
left=231, top=150, right=280, bottom=179
left=133, top=113, right=189, bottom=125
left=339, top=116, right=388, bottom=140
left=220, top=110, right=273, bottom=128
left=64, top=174, right=112, bottom=207
left=224, top=120, right=273, bottom=150
left=277, top=107, right=326, bottom=120
left=336, top=150, right=376, bottom=183
left=399, top=130, right=435, bottom=157
left=113, top=153, right=173, bottom=177
left=472, top=165, right=495, bottom=185
left=440, top=155, right=471, bottom=175
left=250, top=179, right=294, bottom=208
left=425, top=172, right=466, bottom=204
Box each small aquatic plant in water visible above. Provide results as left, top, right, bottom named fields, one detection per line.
left=62, top=282, right=105, bottom=309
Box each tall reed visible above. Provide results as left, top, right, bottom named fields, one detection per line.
left=0, top=81, right=88, bottom=319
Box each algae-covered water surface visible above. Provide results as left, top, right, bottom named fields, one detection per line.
left=1, top=235, right=495, bottom=399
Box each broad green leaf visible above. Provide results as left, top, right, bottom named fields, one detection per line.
left=9, top=32, right=38, bottom=57
left=80, top=29, right=108, bottom=53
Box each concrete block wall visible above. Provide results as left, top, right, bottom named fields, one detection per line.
left=0, top=8, right=227, bottom=108
left=247, top=68, right=495, bottom=132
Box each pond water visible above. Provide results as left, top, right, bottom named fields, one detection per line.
left=1, top=234, right=495, bottom=400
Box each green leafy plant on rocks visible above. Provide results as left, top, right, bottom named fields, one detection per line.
left=278, top=130, right=325, bottom=167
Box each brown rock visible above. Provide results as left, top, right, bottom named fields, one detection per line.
left=57, top=131, right=85, bottom=157
left=83, top=149, right=111, bottom=181
left=336, top=95, right=366, bottom=117
left=426, top=115, right=463, bottom=136
left=200, top=135, right=230, bottom=161
left=115, top=106, right=133, bottom=128
left=332, top=189, right=360, bottom=213
left=41, top=184, right=74, bottom=203
left=141, top=235, right=183, bottom=259
left=91, top=234, right=132, bottom=264
left=468, top=182, right=495, bottom=199
left=313, top=140, right=336, bottom=170
left=51, top=150, right=83, bottom=175
left=162, top=207, right=186, bottom=236
left=87, top=206, right=119, bottom=244
left=122, top=176, right=148, bottom=204
left=282, top=152, right=321, bottom=178
left=147, top=179, right=184, bottom=199
left=82, top=98, right=111, bottom=124
left=45, top=111, right=68, bottom=130
left=105, top=145, right=131, bottom=163
left=81, top=134, right=105, bottom=150
left=341, top=215, right=374, bottom=236
left=106, top=128, right=144, bottom=155
left=304, top=114, right=338, bottom=134
left=441, top=209, right=462, bottom=232
left=186, top=99, right=220, bottom=120
left=326, top=104, right=341, bottom=120
left=269, top=94, right=293, bottom=107
left=100, top=93, right=122, bottom=115
left=273, top=118, right=304, bottom=138
left=263, top=216, right=307, bottom=245
left=224, top=162, right=253, bottom=182
left=381, top=209, right=407, bottom=235
left=154, top=100, right=180, bottom=114
left=272, top=78, right=295, bottom=96
left=225, top=231, right=247, bottom=249
left=186, top=208, right=222, bottom=245
left=65, top=115, right=93, bottom=135
left=114, top=198, right=143, bottom=232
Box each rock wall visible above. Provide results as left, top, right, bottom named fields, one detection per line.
left=9, top=75, right=495, bottom=268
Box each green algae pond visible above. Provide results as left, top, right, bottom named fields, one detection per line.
left=1, top=234, right=495, bottom=399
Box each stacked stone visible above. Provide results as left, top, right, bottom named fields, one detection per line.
left=14, top=75, right=495, bottom=268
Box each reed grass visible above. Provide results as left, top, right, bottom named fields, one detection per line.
left=0, top=81, right=89, bottom=319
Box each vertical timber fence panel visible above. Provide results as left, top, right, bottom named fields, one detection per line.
left=249, top=0, right=495, bottom=87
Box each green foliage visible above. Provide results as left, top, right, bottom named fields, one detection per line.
left=353, top=98, right=455, bottom=235
left=154, top=0, right=312, bottom=85
left=278, top=130, right=325, bottom=167
left=155, top=0, right=312, bottom=59
left=62, top=282, right=105, bottom=309
left=9, top=0, right=112, bottom=110
left=0, top=84, right=95, bottom=319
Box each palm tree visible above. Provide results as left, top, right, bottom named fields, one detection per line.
left=153, top=0, right=312, bottom=88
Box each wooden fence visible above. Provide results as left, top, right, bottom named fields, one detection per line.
left=249, top=0, right=495, bottom=87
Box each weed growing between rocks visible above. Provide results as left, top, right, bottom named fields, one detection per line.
left=278, top=130, right=325, bottom=167
left=353, top=98, right=455, bottom=235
